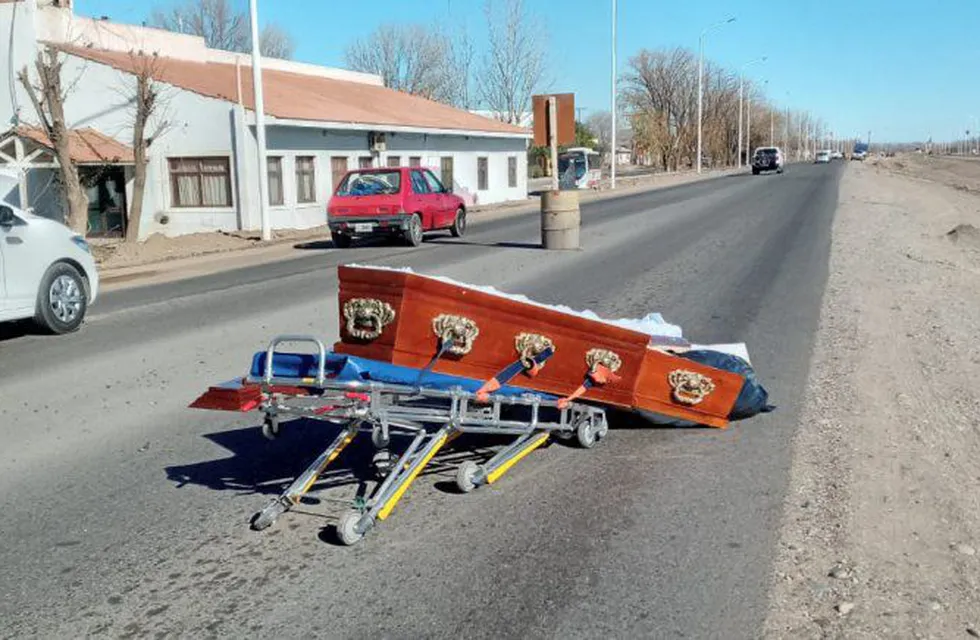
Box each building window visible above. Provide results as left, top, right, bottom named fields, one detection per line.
left=330, top=156, right=348, bottom=192
left=409, top=156, right=421, bottom=167
left=295, top=156, right=316, bottom=203
left=267, top=156, right=284, bottom=205
left=477, top=157, right=488, bottom=191
left=359, top=156, right=373, bottom=169
left=440, top=157, right=454, bottom=191
left=168, top=157, right=232, bottom=208
left=508, top=157, right=517, bottom=188
left=387, top=156, right=401, bottom=167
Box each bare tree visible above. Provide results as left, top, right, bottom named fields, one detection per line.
left=150, top=0, right=294, bottom=59
left=586, top=111, right=613, bottom=155
left=17, top=47, right=88, bottom=233
left=445, top=27, right=475, bottom=109
left=258, top=23, right=294, bottom=60
left=123, top=52, right=172, bottom=243
left=344, top=24, right=459, bottom=103
left=478, top=0, right=548, bottom=125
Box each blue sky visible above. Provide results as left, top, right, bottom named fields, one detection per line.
left=76, top=0, right=980, bottom=142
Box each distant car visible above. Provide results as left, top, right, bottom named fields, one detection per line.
left=327, top=167, right=467, bottom=248
left=831, top=151, right=843, bottom=160
left=815, top=150, right=831, bottom=164
left=752, top=146, right=784, bottom=174
left=0, top=182, right=99, bottom=334
left=851, top=142, right=869, bottom=161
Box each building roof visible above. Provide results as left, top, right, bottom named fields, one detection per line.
left=13, top=126, right=134, bottom=164
left=59, top=45, right=529, bottom=137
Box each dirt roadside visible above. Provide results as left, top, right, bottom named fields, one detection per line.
left=95, top=166, right=740, bottom=290
left=765, top=156, right=980, bottom=638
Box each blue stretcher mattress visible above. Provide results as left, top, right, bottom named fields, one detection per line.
left=249, top=351, right=556, bottom=399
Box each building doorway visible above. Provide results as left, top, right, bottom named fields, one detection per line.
left=81, top=166, right=128, bottom=237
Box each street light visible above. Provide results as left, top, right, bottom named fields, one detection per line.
left=746, top=79, right=767, bottom=167
left=737, top=56, right=766, bottom=169
left=697, top=16, right=735, bottom=174
left=611, top=0, right=617, bottom=189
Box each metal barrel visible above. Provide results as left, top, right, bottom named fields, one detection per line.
left=540, top=190, right=580, bottom=250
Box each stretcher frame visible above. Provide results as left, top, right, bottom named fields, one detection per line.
left=247, top=335, right=609, bottom=545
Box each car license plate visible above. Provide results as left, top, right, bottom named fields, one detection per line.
left=354, top=223, right=373, bottom=233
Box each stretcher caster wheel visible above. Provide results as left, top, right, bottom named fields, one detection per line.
left=455, top=461, right=480, bottom=493
left=371, top=428, right=390, bottom=449
left=250, top=500, right=286, bottom=531
left=336, top=510, right=365, bottom=546
left=262, top=415, right=280, bottom=440
left=371, top=450, right=398, bottom=481
left=576, top=420, right=598, bottom=449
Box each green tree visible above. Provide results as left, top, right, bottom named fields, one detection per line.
left=574, top=120, right=596, bottom=148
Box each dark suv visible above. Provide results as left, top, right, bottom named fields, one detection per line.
left=751, top=147, right=784, bottom=175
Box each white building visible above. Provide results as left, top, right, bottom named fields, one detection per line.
left=0, top=0, right=530, bottom=239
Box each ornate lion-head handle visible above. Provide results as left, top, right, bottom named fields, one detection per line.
left=514, top=332, right=555, bottom=370
left=668, top=370, right=716, bottom=405
left=432, top=314, right=480, bottom=356
left=585, top=348, right=622, bottom=376
left=343, top=298, right=395, bottom=340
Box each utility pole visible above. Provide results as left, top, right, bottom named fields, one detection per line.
left=249, top=0, right=271, bottom=241
left=746, top=87, right=752, bottom=162
left=697, top=17, right=735, bottom=174
left=610, top=0, right=617, bottom=188
left=737, top=56, right=766, bottom=169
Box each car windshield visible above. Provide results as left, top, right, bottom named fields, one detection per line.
left=757, top=148, right=778, bottom=156
left=558, top=153, right=587, bottom=178
left=336, top=170, right=401, bottom=196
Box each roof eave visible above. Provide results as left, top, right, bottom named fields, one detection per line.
left=254, top=115, right=531, bottom=140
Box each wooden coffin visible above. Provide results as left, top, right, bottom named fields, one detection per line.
left=333, top=265, right=744, bottom=428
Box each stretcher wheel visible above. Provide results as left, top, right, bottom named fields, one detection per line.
left=262, top=415, right=280, bottom=440
left=336, top=510, right=365, bottom=546
left=576, top=419, right=598, bottom=449
left=371, top=428, right=390, bottom=449
left=250, top=500, right=286, bottom=531
left=455, top=461, right=480, bottom=493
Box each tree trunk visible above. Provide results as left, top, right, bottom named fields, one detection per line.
left=126, top=162, right=146, bottom=243
left=19, top=50, right=90, bottom=234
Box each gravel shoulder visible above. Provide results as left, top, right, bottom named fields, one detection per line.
left=765, top=158, right=980, bottom=637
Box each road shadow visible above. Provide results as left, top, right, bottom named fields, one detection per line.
left=165, top=418, right=370, bottom=497
left=164, top=419, right=519, bottom=500
left=0, top=319, right=36, bottom=342
left=425, top=238, right=543, bottom=250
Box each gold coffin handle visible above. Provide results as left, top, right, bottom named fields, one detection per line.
left=432, top=314, right=480, bottom=355
left=343, top=298, right=396, bottom=341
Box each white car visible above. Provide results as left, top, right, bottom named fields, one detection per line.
left=1, top=178, right=99, bottom=334
left=815, top=150, right=831, bottom=164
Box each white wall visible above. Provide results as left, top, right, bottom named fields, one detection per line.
left=263, top=127, right=528, bottom=212
left=55, top=54, right=243, bottom=238
left=0, top=0, right=40, bottom=131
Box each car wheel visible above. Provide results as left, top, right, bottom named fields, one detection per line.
left=331, top=231, right=352, bottom=248
left=450, top=208, right=466, bottom=238
left=752, top=168, right=760, bottom=175
left=34, top=262, right=87, bottom=334
left=404, top=213, right=423, bottom=247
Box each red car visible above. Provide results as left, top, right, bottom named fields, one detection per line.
left=327, top=167, right=467, bottom=248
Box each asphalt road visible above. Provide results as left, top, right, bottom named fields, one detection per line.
left=0, top=163, right=843, bottom=639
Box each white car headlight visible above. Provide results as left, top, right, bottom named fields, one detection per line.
left=71, top=235, right=91, bottom=254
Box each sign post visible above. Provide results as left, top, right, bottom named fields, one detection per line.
left=548, top=96, right=559, bottom=191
